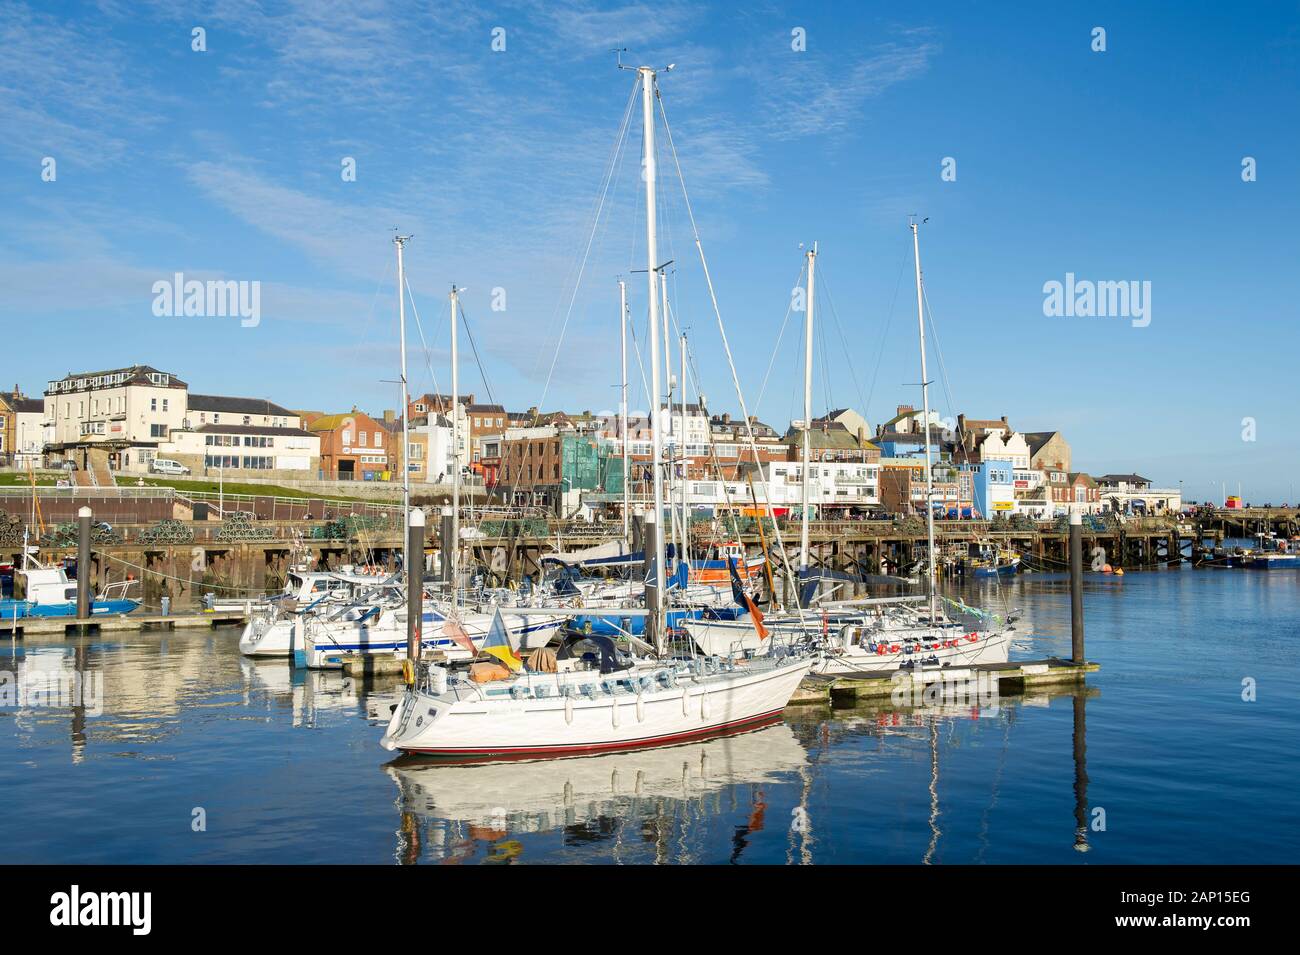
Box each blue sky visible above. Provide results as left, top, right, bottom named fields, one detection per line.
left=2, top=1, right=1298, bottom=501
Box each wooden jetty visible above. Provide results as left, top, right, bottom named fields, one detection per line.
left=0, top=610, right=247, bottom=637
left=788, top=658, right=1100, bottom=706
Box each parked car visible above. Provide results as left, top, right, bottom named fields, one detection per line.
left=151, top=458, right=191, bottom=476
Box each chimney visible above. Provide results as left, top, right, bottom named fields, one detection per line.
left=722, top=412, right=731, bottom=424
left=383, top=409, right=395, bottom=424
left=957, top=413, right=966, bottom=435
left=896, top=404, right=913, bottom=416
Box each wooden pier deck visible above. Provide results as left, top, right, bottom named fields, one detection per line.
left=788, top=658, right=1099, bottom=706
left=0, top=610, right=248, bottom=637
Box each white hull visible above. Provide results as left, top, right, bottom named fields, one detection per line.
left=381, top=654, right=813, bottom=759
left=299, top=609, right=570, bottom=669
left=812, top=627, right=1012, bottom=675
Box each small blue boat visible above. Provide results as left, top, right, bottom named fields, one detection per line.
left=0, top=566, right=140, bottom=619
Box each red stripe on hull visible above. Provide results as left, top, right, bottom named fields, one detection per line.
left=396, top=709, right=786, bottom=764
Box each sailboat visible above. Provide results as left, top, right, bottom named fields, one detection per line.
left=381, top=62, right=814, bottom=759
left=810, top=220, right=1013, bottom=677
left=289, top=242, right=569, bottom=670
left=683, top=226, right=1016, bottom=674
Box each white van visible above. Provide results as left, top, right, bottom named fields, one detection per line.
left=151, top=458, right=191, bottom=476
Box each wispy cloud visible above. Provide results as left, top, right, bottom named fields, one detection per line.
left=756, top=32, right=939, bottom=140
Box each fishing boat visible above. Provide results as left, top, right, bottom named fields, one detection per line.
left=686, top=542, right=767, bottom=586
left=382, top=63, right=814, bottom=760
left=969, top=552, right=1021, bottom=578
left=0, top=565, right=139, bottom=619
left=1245, top=532, right=1299, bottom=569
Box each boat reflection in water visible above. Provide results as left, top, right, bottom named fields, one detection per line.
left=386, top=720, right=809, bottom=864
left=238, top=657, right=403, bottom=728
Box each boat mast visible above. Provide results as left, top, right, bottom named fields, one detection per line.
left=911, top=220, right=937, bottom=621
left=619, top=279, right=630, bottom=548
left=679, top=330, right=688, bottom=568
left=640, top=65, right=667, bottom=653
left=800, top=243, right=816, bottom=585
left=395, top=234, right=412, bottom=578
left=661, top=268, right=680, bottom=566
left=449, top=284, right=461, bottom=612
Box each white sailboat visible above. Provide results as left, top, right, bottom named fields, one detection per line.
left=382, top=63, right=813, bottom=760
left=810, top=220, right=1013, bottom=677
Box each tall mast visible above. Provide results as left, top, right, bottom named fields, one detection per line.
left=911, top=220, right=937, bottom=621
left=640, top=65, right=667, bottom=653
left=800, top=244, right=816, bottom=579
left=395, top=234, right=412, bottom=574
left=619, top=279, right=630, bottom=547
left=679, top=331, right=688, bottom=568
left=661, top=268, right=680, bottom=565
left=449, top=284, right=461, bottom=612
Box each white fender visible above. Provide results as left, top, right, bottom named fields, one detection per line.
left=564, top=697, right=574, bottom=725
left=681, top=690, right=690, bottom=717
left=636, top=693, right=645, bottom=723
left=611, top=701, right=620, bottom=728
left=701, top=691, right=711, bottom=720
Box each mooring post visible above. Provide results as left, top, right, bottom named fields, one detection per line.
left=1069, top=511, right=1085, bottom=663
left=76, top=506, right=92, bottom=622
left=439, top=506, right=453, bottom=586
left=407, top=507, right=425, bottom=667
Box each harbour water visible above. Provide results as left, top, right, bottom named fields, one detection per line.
left=1, top=567, right=1296, bottom=864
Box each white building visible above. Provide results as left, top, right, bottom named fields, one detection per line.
left=44, top=365, right=189, bottom=470
left=12, top=397, right=45, bottom=467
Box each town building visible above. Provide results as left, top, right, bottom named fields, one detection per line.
left=43, top=365, right=188, bottom=473
left=1023, top=431, right=1072, bottom=472
left=1095, top=473, right=1182, bottom=514
left=0, top=388, right=41, bottom=467
left=497, top=425, right=624, bottom=513
left=307, top=410, right=392, bottom=480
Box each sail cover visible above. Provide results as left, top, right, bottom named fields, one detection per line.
left=539, top=541, right=633, bottom=567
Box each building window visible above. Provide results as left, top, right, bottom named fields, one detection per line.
left=373, top=432, right=382, bottom=447
left=358, top=431, right=367, bottom=447
left=150, top=424, right=167, bottom=438
left=151, top=398, right=157, bottom=411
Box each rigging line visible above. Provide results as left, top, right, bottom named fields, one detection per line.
left=455, top=301, right=498, bottom=408
left=656, top=88, right=805, bottom=622
left=864, top=244, right=910, bottom=427
left=403, top=271, right=446, bottom=409
left=754, top=259, right=807, bottom=415
left=532, top=77, right=639, bottom=404
left=817, top=298, right=834, bottom=418
left=534, top=78, right=637, bottom=418
left=817, top=266, right=871, bottom=426
left=920, top=281, right=1013, bottom=618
